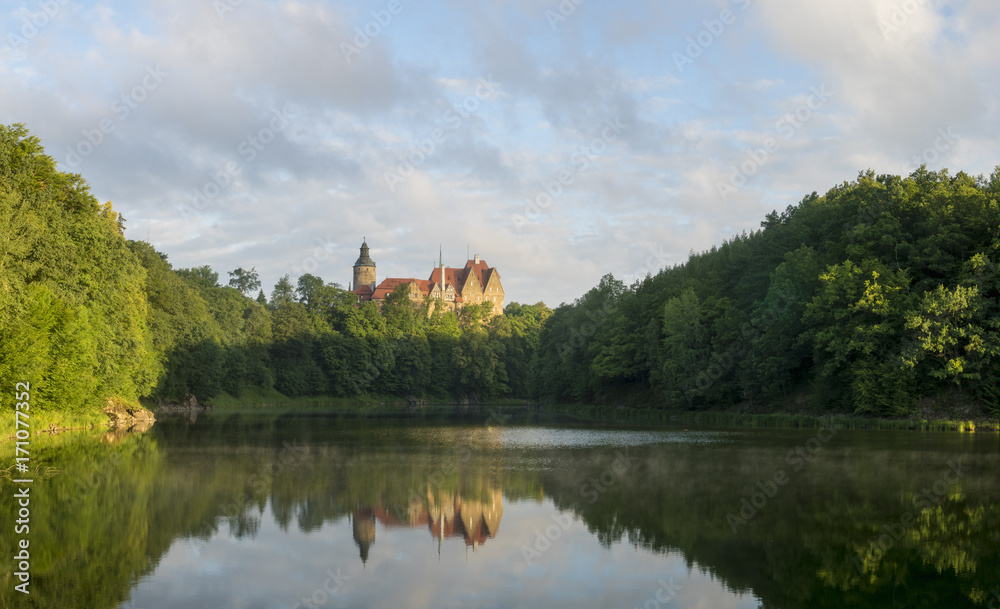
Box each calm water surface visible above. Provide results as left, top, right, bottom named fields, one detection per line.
left=3, top=411, right=999, bottom=608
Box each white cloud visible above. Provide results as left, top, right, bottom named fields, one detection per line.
left=1, top=0, right=998, bottom=305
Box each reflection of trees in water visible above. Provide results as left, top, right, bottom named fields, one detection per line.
left=0, top=431, right=165, bottom=609
left=533, top=442, right=1000, bottom=609
left=6, top=416, right=1000, bottom=609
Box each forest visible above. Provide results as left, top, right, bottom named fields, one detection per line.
left=2, top=122, right=999, bottom=418
left=532, top=165, right=1000, bottom=416
left=0, top=123, right=548, bottom=416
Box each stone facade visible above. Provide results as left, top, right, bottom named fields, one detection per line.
left=349, top=242, right=504, bottom=315
left=352, top=241, right=377, bottom=291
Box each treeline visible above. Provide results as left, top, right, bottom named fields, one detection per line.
left=131, top=244, right=549, bottom=402
left=531, top=168, right=1000, bottom=416
left=7, top=121, right=999, bottom=417
left=0, top=124, right=548, bottom=414
left=1, top=124, right=155, bottom=412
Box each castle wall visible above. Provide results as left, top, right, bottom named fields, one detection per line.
left=354, top=264, right=375, bottom=289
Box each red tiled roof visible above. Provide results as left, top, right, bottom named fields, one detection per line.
left=426, top=267, right=468, bottom=295
left=361, top=259, right=500, bottom=305
left=364, top=503, right=492, bottom=547
left=369, top=277, right=439, bottom=301
left=352, top=284, right=374, bottom=302
left=464, top=259, right=490, bottom=287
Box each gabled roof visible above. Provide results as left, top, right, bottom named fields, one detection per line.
left=352, top=283, right=374, bottom=301
left=464, top=259, right=490, bottom=287
left=427, top=267, right=468, bottom=295
left=481, top=267, right=501, bottom=289
left=371, top=278, right=416, bottom=300
left=367, top=277, right=444, bottom=301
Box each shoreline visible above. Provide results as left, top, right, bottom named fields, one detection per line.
left=7, top=396, right=997, bottom=442
left=159, top=394, right=1000, bottom=433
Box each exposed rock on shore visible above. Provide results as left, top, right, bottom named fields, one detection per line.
left=103, top=397, right=156, bottom=436
left=152, top=394, right=214, bottom=415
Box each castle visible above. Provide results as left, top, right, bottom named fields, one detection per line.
left=351, top=488, right=504, bottom=563
left=349, top=241, right=505, bottom=315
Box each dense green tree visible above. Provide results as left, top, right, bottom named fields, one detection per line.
left=10, top=124, right=999, bottom=416
left=228, top=266, right=261, bottom=295
left=295, top=273, right=325, bottom=309
left=270, top=274, right=295, bottom=309
left=0, top=123, right=154, bottom=412
left=2, top=124, right=548, bottom=415
left=659, top=288, right=710, bottom=406
left=177, top=265, right=220, bottom=289
left=529, top=166, right=1000, bottom=416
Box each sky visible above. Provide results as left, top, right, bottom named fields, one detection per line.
left=2, top=0, right=998, bottom=307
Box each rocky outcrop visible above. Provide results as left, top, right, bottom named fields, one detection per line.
left=152, top=393, right=214, bottom=415
left=457, top=392, right=481, bottom=406
left=103, top=397, right=156, bottom=437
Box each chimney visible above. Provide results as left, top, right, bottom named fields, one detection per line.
left=474, top=254, right=480, bottom=264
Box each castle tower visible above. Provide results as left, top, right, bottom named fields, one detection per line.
left=352, top=507, right=376, bottom=564
left=353, top=240, right=376, bottom=289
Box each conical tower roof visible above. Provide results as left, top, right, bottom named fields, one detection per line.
left=354, top=240, right=375, bottom=267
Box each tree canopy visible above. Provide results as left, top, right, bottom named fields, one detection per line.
left=3, top=122, right=998, bottom=417
left=530, top=168, right=1000, bottom=416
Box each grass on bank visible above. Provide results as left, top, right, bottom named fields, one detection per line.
left=540, top=404, right=1000, bottom=432
left=151, top=387, right=532, bottom=411
left=1, top=408, right=107, bottom=438
left=7, top=390, right=997, bottom=441
left=1, top=409, right=110, bottom=465
left=159, top=389, right=1000, bottom=432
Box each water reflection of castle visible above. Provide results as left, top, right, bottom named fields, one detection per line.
left=351, top=489, right=504, bottom=563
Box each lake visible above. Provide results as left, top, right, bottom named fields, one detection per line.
left=2, top=410, right=999, bottom=608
